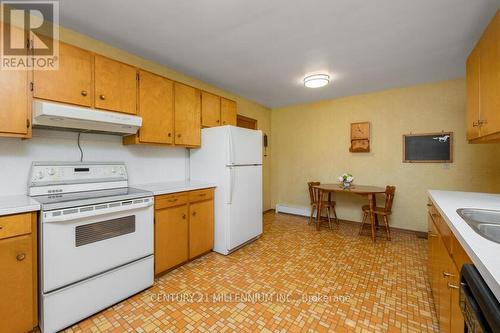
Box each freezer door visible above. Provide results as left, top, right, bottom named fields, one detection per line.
left=227, top=165, right=262, bottom=251
left=228, top=126, right=262, bottom=166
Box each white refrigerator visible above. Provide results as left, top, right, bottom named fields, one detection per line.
left=190, top=126, right=263, bottom=255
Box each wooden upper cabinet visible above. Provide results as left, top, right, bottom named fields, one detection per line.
left=0, top=23, right=30, bottom=138
left=478, top=11, right=500, bottom=137
left=33, top=42, right=92, bottom=107
left=174, top=82, right=201, bottom=147
left=221, top=98, right=237, bottom=126
left=466, top=47, right=480, bottom=141
left=94, top=55, right=137, bottom=114
left=136, top=71, right=174, bottom=144
left=201, top=91, right=221, bottom=127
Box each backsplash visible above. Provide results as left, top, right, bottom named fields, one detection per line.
left=0, top=129, right=188, bottom=196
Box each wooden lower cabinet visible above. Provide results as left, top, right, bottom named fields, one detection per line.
left=0, top=212, right=37, bottom=333
left=154, top=188, right=214, bottom=276
left=189, top=199, right=214, bottom=259
left=155, top=203, right=189, bottom=274
left=427, top=201, right=468, bottom=333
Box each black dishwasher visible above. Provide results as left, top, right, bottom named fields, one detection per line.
left=460, top=264, right=500, bottom=333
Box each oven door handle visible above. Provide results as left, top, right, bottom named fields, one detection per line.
left=43, top=199, right=153, bottom=223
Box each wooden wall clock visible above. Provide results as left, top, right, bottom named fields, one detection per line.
left=350, top=122, right=370, bottom=152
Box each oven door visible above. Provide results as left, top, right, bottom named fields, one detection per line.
left=41, top=198, right=154, bottom=293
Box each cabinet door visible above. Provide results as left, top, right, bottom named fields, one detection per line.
left=0, top=22, right=29, bottom=138
left=478, top=11, right=500, bottom=137
left=449, top=264, right=464, bottom=333
left=154, top=204, right=188, bottom=274
left=138, top=71, right=174, bottom=144
left=0, top=235, right=34, bottom=333
left=201, top=91, right=221, bottom=127
left=221, top=98, right=237, bottom=126
left=94, top=55, right=137, bottom=114
left=428, top=215, right=439, bottom=302
left=33, top=42, right=92, bottom=107
left=174, top=82, right=201, bottom=146
left=437, top=236, right=451, bottom=333
left=189, top=199, right=214, bottom=259
left=466, top=46, right=480, bottom=140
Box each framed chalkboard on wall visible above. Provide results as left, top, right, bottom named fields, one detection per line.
left=403, top=132, right=453, bottom=163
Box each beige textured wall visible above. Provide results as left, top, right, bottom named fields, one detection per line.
left=270, top=80, right=500, bottom=232
left=57, top=27, right=272, bottom=210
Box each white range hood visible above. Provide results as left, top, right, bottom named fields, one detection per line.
left=32, top=100, right=142, bottom=135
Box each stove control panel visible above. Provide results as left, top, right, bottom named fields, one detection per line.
left=29, top=162, right=128, bottom=186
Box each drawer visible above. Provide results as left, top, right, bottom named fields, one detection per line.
left=155, top=193, right=188, bottom=210
left=428, top=201, right=452, bottom=254
left=188, top=188, right=214, bottom=203
left=0, top=213, right=32, bottom=240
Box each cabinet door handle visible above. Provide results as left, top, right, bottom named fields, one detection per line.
left=182, top=214, right=186, bottom=219
left=0, top=225, right=3, bottom=230
left=216, top=120, right=220, bottom=123
left=81, top=90, right=88, bottom=96
left=16, top=253, right=26, bottom=261
left=192, top=211, right=197, bottom=216
left=167, top=133, right=172, bottom=137
left=177, top=134, right=182, bottom=138
left=26, top=118, right=30, bottom=128
left=426, top=203, right=432, bottom=207
left=99, top=94, right=106, bottom=100
left=443, top=272, right=454, bottom=277
left=447, top=283, right=459, bottom=289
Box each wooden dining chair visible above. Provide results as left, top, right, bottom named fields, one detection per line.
left=308, top=182, right=338, bottom=229
left=359, top=185, right=396, bottom=240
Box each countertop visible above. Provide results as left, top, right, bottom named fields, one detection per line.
left=0, top=195, right=40, bottom=216
left=0, top=180, right=216, bottom=217
left=133, top=180, right=216, bottom=196
left=428, top=190, right=500, bottom=302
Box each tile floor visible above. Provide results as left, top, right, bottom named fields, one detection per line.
left=60, top=212, right=438, bottom=333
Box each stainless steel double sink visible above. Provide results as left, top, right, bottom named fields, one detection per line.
left=457, top=208, right=500, bottom=244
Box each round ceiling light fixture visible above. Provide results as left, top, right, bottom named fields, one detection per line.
left=304, top=74, right=330, bottom=88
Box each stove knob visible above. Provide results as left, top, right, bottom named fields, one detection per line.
left=111, top=168, right=117, bottom=174
left=36, top=171, right=44, bottom=179
left=48, top=168, right=56, bottom=176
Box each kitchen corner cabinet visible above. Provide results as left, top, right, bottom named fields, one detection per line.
left=33, top=42, right=93, bottom=107
left=123, top=71, right=174, bottom=145
left=201, top=91, right=221, bottom=127
left=427, top=201, right=470, bottom=333
left=94, top=55, right=137, bottom=115
left=154, top=188, right=214, bottom=276
left=0, top=212, right=38, bottom=333
left=466, top=10, right=500, bottom=143
left=174, top=82, right=201, bottom=147
left=221, top=98, right=237, bottom=126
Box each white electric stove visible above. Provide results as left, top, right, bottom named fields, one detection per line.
left=29, top=162, right=154, bottom=333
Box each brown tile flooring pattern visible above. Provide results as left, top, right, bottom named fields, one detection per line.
left=60, top=213, right=438, bottom=333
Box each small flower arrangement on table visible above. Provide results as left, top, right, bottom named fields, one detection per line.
left=338, top=173, right=354, bottom=189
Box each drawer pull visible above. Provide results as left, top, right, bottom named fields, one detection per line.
left=443, top=272, right=454, bottom=277
left=199, top=193, right=206, bottom=197
left=99, top=94, right=106, bottom=100
left=16, top=253, right=26, bottom=261
left=447, top=283, right=459, bottom=290
left=81, top=90, right=88, bottom=96
left=168, top=198, right=178, bottom=203
left=426, top=203, right=433, bottom=207
left=428, top=233, right=438, bottom=238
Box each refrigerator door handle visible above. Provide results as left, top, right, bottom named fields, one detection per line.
left=228, top=167, right=235, bottom=204
left=228, top=127, right=234, bottom=166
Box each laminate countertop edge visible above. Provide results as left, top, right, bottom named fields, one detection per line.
left=132, top=180, right=217, bottom=196
left=0, top=195, right=41, bottom=217
left=427, top=189, right=500, bottom=302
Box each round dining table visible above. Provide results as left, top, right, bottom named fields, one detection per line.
left=312, top=184, right=386, bottom=241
